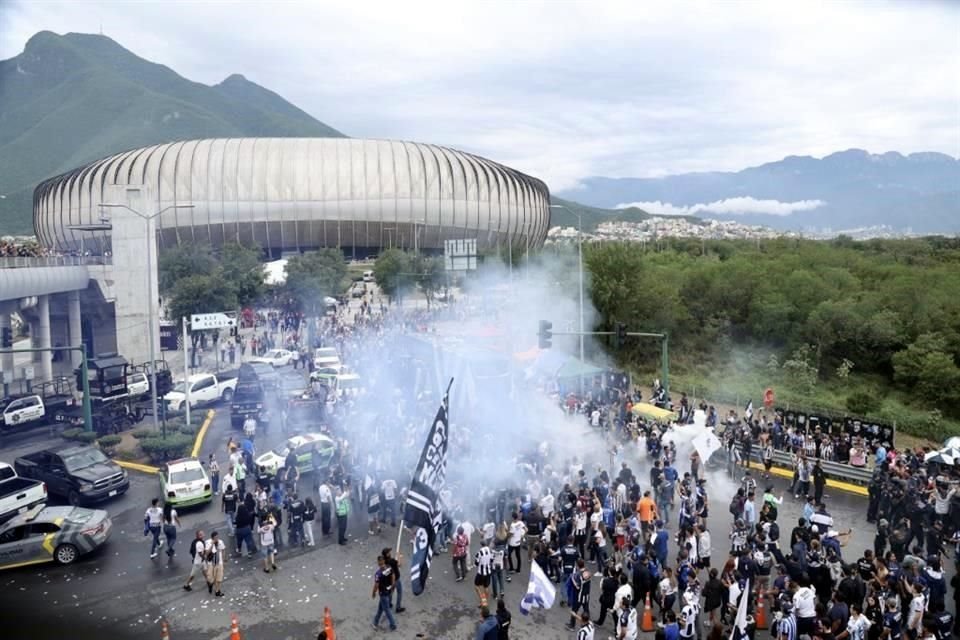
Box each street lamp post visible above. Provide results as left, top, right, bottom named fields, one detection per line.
left=99, top=202, right=193, bottom=438
left=550, top=205, right=585, bottom=371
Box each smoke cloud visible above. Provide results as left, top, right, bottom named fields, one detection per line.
left=615, top=196, right=827, bottom=217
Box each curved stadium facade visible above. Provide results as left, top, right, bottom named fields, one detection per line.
left=33, top=138, right=550, bottom=255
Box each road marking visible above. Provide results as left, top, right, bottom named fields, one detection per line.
left=115, top=460, right=159, bottom=474
left=191, top=409, right=216, bottom=458
left=0, top=557, right=51, bottom=570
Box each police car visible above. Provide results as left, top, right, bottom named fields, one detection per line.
left=255, top=432, right=337, bottom=477
left=0, top=504, right=112, bottom=569
left=159, top=458, right=213, bottom=508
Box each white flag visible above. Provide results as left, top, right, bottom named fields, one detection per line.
left=729, top=579, right=750, bottom=640
left=519, top=561, right=556, bottom=615
left=692, top=430, right=722, bottom=463
left=744, top=400, right=754, bottom=420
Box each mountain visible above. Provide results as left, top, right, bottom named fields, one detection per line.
left=0, top=31, right=345, bottom=234
left=549, top=196, right=702, bottom=231
left=557, top=149, right=960, bottom=233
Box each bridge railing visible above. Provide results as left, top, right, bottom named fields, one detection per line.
left=0, top=255, right=112, bottom=268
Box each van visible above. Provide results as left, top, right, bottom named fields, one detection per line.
left=362, top=270, right=374, bottom=282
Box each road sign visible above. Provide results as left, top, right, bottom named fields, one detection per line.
left=190, top=312, right=236, bottom=330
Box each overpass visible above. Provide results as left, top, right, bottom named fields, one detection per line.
left=0, top=185, right=162, bottom=395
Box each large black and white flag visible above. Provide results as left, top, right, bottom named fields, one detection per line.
left=404, top=391, right=450, bottom=595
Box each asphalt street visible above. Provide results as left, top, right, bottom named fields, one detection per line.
left=0, top=397, right=889, bottom=640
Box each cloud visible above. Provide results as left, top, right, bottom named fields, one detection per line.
left=0, top=1, right=958, bottom=190
left=616, top=197, right=827, bottom=217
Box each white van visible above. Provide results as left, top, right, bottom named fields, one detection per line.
left=362, top=270, right=374, bottom=282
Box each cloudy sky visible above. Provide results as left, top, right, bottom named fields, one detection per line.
left=1, top=1, right=957, bottom=191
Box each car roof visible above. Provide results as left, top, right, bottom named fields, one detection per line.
left=3, top=505, right=81, bottom=528
left=49, top=444, right=100, bottom=456
left=166, top=458, right=203, bottom=472
left=288, top=433, right=335, bottom=447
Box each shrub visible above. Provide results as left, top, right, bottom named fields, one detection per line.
left=131, top=427, right=155, bottom=439
left=846, top=391, right=881, bottom=416
left=139, top=433, right=194, bottom=463
left=72, top=431, right=98, bottom=444
left=97, top=434, right=122, bottom=448
left=113, top=449, right=140, bottom=462
left=60, top=427, right=84, bottom=440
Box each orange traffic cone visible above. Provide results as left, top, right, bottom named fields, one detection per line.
left=755, top=592, right=768, bottom=629
left=160, top=620, right=171, bottom=640
left=229, top=613, right=241, bottom=640
left=323, top=607, right=336, bottom=640
left=641, top=594, right=655, bottom=632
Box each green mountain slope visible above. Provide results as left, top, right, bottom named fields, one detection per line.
left=0, top=31, right=345, bottom=234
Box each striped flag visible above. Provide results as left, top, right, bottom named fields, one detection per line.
left=744, top=400, right=754, bottom=420
left=520, top=561, right=556, bottom=615
left=404, top=394, right=450, bottom=595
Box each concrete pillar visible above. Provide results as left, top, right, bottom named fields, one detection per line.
left=0, top=308, right=13, bottom=393
left=33, top=294, right=53, bottom=382
left=67, top=290, right=83, bottom=369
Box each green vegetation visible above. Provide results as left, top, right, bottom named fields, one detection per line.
left=373, top=249, right=447, bottom=305
left=0, top=31, right=345, bottom=234
left=160, top=242, right=265, bottom=322
left=139, top=433, right=194, bottom=463
left=281, top=249, right=348, bottom=315
left=580, top=236, right=960, bottom=439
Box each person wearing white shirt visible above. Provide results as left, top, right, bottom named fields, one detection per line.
left=507, top=513, right=527, bottom=573
left=144, top=498, right=164, bottom=558
left=614, top=578, right=634, bottom=621
left=698, top=526, right=712, bottom=569
left=381, top=478, right=398, bottom=527
left=203, top=531, right=226, bottom=597
left=540, top=491, right=555, bottom=518
left=318, top=481, right=333, bottom=535
left=793, top=583, right=818, bottom=635
left=617, top=595, right=639, bottom=639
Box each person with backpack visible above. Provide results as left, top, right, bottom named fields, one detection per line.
left=182, top=530, right=205, bottom=591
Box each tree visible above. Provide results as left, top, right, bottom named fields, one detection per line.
left=166, top=270, right=238, bottom=326
left=158, top=242, right=217, bottom=294
left=374, top=249, right=415, bottom=301
left=415, top=255, right=446, bottom=307
left=219, top=242, right=265, bottom=308
left=283, top=249, right=348, bottom=315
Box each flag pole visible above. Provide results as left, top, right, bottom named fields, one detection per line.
left=396, top=377, right=455, bottom=556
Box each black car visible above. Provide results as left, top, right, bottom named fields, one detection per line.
left=14, top=446, right=129, bottom=506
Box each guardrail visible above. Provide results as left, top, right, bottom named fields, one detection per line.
left=0, top=255, right=112, bottom=268
left=727, top=444, right=874, bottom=486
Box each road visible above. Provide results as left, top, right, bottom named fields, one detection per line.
left=0, top=394, right=887, bottom=640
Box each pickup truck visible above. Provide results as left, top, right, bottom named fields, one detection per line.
left=163, top=373, right=237, bottom=413
left=14, top=446, right=129, bottom=506
left=0, top=462, right=47, bottom=524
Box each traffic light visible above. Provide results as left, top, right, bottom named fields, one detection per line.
left=615, top=322, right=627, bottom=348
left=1, top=327, right=11, bottom=348
left=538, top=320, right=553, bottom=349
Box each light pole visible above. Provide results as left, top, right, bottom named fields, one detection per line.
left=550, top=205, right=585, bottom=370
left=99, top=202, right=193, bottom=437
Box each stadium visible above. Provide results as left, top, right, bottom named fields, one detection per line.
left=32, top=138, right=551, bottom=256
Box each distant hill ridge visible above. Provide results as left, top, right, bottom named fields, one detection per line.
left=0, top=31, right=345, bottom=234
left=558, top=149, right=960, bottom=233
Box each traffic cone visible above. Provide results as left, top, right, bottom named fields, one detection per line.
left=323, top=607, right=336, bottom=640
left=755, top=592, right=768, bottom=630
left=641, top=593, right=655, bottom=632
left=160, top=620, right=171, bottom=640
left=229, top=613, right=241, bottom=640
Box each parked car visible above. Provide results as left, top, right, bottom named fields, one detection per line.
left=126, top=372, right=149, bottom=398
left=254, top=433, right=337, bottom=477
left=0, top=462, right=47, bottom=525
left=248, top=349, right=294, bottom=368
left=1, top=395, right=46, bottom=427
left=0, top=504, right=112, bottom=569
left=163, top=373, right=237, bottom=413
left=159, top=458, right=212, bottom=508
left=14, top=446, right=129, bottom=506
left=312, top=347, right=341, bottom=370
left=362, top=270, right=374, bottom=282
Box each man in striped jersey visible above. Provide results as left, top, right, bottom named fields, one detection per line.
left=576, top=612, right=596, bottom=640
left=776, top=601, right=798, bottom=640
left=474, top=539, right=494, bottom=607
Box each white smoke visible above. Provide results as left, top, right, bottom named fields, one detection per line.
left=615, top=196, right=827, bottom=217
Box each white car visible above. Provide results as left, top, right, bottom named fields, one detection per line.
left=159, top=458, right=213, bottom=508
left=254, top=433, right=337, bottom=477
left=126, top=372, right=149, bottom=397
left=249, top=349, right=294, bottom=368
left=1, top=395, right=45, bottom=427
left=313, top=347, right=341, bottom=369
left=362, top=270, right=374, bottom=282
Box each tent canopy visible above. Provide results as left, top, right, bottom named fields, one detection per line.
left=554, top=358, right=605, bottom=380
left=631, top=402, right=677, bottom=422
